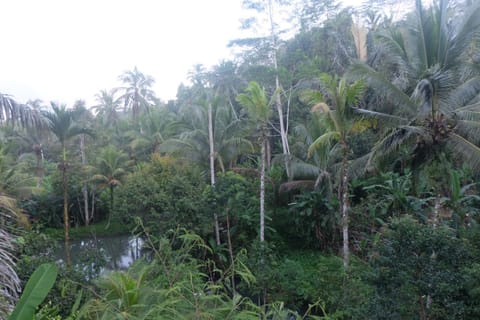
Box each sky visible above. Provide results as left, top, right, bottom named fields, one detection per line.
left=0, top=0, right=247, bottom=105
left=0, top=0, right=365, bottom=106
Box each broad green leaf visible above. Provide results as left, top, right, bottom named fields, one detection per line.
left=9, top=263, right=58, bottom=320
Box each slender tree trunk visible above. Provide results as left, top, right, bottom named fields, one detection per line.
left=106, top=185, right=114, bottom=228
left=266, top=136, right=271, bottom=169
left=62, top=145, right=71, bottom=266
left=90, top=189, right=95, bottom=223
left=260, top=137, right=266, bottom=242
left=34, top=144, right=44, bottom=187
left=80, top=134, right=90, bottom=225
left=267, top=0, right=291, bottom=179
left=226, top=209, right=235, bottom=292
left=208, top=102, right=221, bottom=245
left=341, top=142, right=349, bottom=269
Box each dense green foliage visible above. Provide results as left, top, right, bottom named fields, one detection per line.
left=1, top=0, right=480, bottom=318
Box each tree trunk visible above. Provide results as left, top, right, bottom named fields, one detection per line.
left=268, top=0, right=291, bottom=179
left=341, top=142, right=349, bottom=269
left=80, top=134, right=90, bottom=225
left=260, top=138, right=266, bottom=242
left=208, top=102, right=221, bottom=246
left=226, top=209, right=235, bottom=292
left=106, top=185, right=114, bottom=229
left=62, top=145, right=71, bottom=266
left=34, top=144, right=44, bottom=187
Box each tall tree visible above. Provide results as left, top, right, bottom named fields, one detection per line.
left=305, top=74, right=365, bottom=268
left=0, top=194, right=25, bottom=318
left=42, top=103, right=92, bottom=265
left=350, top=0, right=480, bottom=188
left=118, top=67, right=158, bottom=119
left=91, top=145, right=129, bottom=228
left=0, top=93, right=44, bottom=129
left=235, top=0, right=293, bottom=178
left=237, top=81, right=273, bottom=242
left=91, top=89, right=122, bottom=128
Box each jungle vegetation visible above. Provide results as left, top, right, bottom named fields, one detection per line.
left=2, top=0, right=480, bottom=318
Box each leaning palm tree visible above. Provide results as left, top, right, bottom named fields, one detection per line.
left=42, top=103, right=92, bottom=265
left=237, top=81, right=273, bottom=243
left=304, top=74, right=365, bottom=269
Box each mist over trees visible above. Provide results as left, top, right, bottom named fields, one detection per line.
left=2, top=0, right=480, bottom=318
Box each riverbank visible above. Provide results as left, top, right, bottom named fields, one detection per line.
left=43, top=220, right=134, bottom=240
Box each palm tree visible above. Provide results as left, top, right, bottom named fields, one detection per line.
left=237, top=81, right=273, bottom=243
left=118, top=67, right=158, bottom=119
left=0, top=194, right=25, bottom=319
left=0, top=93, right=44, bottom=129
left=305, top=74, right=365, bottom=268
left=160, top=97, right=252, bottom=173
left=127, top=108, right=180, bottom=160
left=91, top=89, right=122, bottom=128
left=91, top=146, right=129, bottom=227
left=42, top=103, right=92, bottom=265
left=350, top=0, right=480, bottom=185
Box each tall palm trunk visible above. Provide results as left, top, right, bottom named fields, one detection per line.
left=80, top=134, right=90, bottom=225
left=260, top=137, right=266, bottom=242
left=208, top=102, right=221, bottom=245
left=62, top=144, right=71, bottom=266
left=340, top=141, right=349, bottom=269
left=267, top=0, right=291, bottom=179
left=34, top=144, right=44, bottom=187
left=107, top=184, right=114, bottom=228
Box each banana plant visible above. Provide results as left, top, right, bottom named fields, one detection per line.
left=9, top=263, right=58, bottom=320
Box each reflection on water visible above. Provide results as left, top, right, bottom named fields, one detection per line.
left=55, top=235, right=144, bottom=277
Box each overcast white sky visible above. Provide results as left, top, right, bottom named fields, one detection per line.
left=0, top=0, right=364, bottom=106
left=0, top=0, right=249, bottom=105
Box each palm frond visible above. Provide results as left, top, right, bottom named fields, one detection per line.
left=375, top=29, right=409, bottom=62
left=0, top=228, right=19, bottom=317
left=446, top=133, right=480, bottom=172
left=447, top=1, right=480, bottom=67
left=369, top=125, right=427, bottom=166
left=349, top=153, right=373, bottom=179
left=278, top=180, right=315, bottom=194
left=454, top=120, right=480, bottom=145
left=307, top=131, right=339, bottom=158
left=444, top=76, right=480, bottom=113
left=348, top=63, right=416, bottom=116
left=352, top=108, right=408, bottom=125
left=455, top=110, right=480, bottom=121
left=289, top=158, right=320, bottom=180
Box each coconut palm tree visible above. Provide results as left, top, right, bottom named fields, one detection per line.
left=160, top=96, right=252, bottom=173
left=350, top=0, right=480, bottom=185
left=237, top=81, right=273, bottom=243
left=91, top=145, right=129, bottom=227
left=0, top=194, right=24, bottom=319
left=118, top=67, right=158, bottom=119
left=0, top=93, right=44, bottom=129
left=91, top=89, right=122, bottom=128
left=127, top=108, right=181, bottom=160
left=42, top=103, right=92, bottom=265
left=304, top=74, right=365, bottom=269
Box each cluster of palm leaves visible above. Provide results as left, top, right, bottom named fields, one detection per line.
left=351, top=0, right=480, bottom=173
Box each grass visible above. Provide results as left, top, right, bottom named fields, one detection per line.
left=43, top=219, right=134, bottom=240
